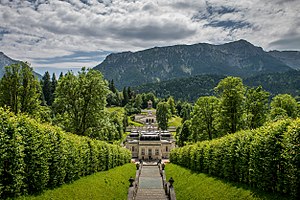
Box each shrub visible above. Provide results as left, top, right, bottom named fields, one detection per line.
left=170, top=119, right=299, bottom=199
left=0, top=108, right=131, bottom=199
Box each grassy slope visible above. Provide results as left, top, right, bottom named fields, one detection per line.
left=165, top=164, right=288, bottom=200
left=168, top=116, right=182, bottom=127
left=107, top=106, right=144, bottom=127
left=106, top=106, right=125, bottom=114
left=128, top=117, right=144, bottom=127
left=18, top=163, right=136, bottom=200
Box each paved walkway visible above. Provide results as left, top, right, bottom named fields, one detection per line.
left=135, top=166, right=168, bottom=200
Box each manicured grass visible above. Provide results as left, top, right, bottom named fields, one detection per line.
left=18, top=163, right=136, bottom=200
left=165, top=164, right=289, bottom=200
left=128, top=116, right=144, bottom=127
left=168, top=116, right=182, bottom=127
left=106, top=106, right=125, bottom=114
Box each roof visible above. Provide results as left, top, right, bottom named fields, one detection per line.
left=140, top=134, right=160, bottom=141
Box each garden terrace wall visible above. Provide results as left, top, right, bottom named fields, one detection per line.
left=0, top=108, right=131, bottom=199
left=170, top=119, right=299, bottom=199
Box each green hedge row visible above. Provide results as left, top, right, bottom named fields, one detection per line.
left=170, top=119, right=300, bottom=199
left=0, top=108, right=131, bottom=199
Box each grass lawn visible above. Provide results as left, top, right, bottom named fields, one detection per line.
left=168, top=116, right=182, bottom=127
left=165, top=164, right=289, bottom=200
left=128, top=116, right=144, bottom=127
left=17, top=163, right=136, bottom=200
left=106, top=106, right=125, bottom=114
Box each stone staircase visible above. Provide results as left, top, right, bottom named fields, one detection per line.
left=135, top=189, right=167, bottom=200
left=135, top=165, right=168, bottom=200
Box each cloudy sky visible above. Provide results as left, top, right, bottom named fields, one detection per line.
left=0, top=0, right=299, bottom=74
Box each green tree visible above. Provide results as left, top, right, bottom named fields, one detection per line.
left=142, top=92, right=156, bottom=109
left=122, top=87, right=129, bottom=106
left=59, top=72, right=64, bottom=80
left=134, top=94, right=143, bottom=110
left=0, top=62, right=41, bottom=115
left=107, top=80, right=121, bottom=107
left=167, top=96, right=176, bottom=115
left=41, top=71, right=52, bottom=106
left=50, top=73, right=57, bottom=105
left=107, top=92, right=117, bottom=107
left=109, top=79, right=117, bottom=93
left=181, top=102, right=193, bottom=122
left=109, top=111, right=123, bottom=140
left=177, top=120, right=191, bottom=147
left=270, top=94, right=298, bottom=120
left=156, top=102, right=171, bottom=130
left=244, top=86, right=270, bottom=129
left=191, top=96, right=219, bottom=141
left=124, top=101, right=140, bottom=115
left=127, top=87, right=134, bottom=100
left=53, top=68, right=109, bottom=136
left=176, top=100, right=183, bottom=116
left=215, top=77, right=245, bottom=134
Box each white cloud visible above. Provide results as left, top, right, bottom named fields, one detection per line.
left=0, top=0, right=299, bottom=69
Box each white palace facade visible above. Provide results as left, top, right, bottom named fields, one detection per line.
left=125, top=130, right=176, bottom=160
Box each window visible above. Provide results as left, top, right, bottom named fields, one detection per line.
left=148, top=149, right=152, bottom=155
left=141, top=148, right=145, bottom=155
left=131, top=146, right=135, bottom=152
left=166, top=146, right=168, bottom=152
left=155, top=149, right=159, bottom=155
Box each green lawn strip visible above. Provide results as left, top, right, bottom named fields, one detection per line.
left=165, top=164, right=289, bottom=200
left=17, top=163, right=135, bottom=200
left=168, top=116, right=182, bottom=127
left=128, top=116, right=144, bottom=127
left=106, top=106, right=125, bottom=114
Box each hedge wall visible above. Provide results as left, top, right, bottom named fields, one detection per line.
left=0, top=108, right=131, bottom=199
left=170, top=119, right=300, bottom=199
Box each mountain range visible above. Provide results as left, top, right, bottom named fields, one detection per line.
left=0, top=52, right=41, bottom=78
left=94, top=39, right=299, bottom=89
left=1, top=39, right=299, bottom=89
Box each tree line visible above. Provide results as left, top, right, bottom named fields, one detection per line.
left=134, top=71, right=300, bottom=102
left=176, top=76, right=300, bottom=146
left=0, top=63, right=124, bottom=142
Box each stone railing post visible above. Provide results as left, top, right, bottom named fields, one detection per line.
left=127, top=162, right=142, bottom=200
left=168, top=177, right=176, bottom=200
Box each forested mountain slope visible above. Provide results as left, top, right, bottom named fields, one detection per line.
left=134, top=71, right=300, bottom=101
left=94, top=40, right=293, bottom=88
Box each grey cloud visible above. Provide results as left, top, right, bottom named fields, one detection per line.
left=205, top=20, right=252, bottom=30
left=206, top=5, right=238, bottom=16
left=262, top=0, right=297, bottom=4
left=142, top=2, right=157, bottom=11
left=0, top=0, right=300, bottom=70
left=169, top=1, right=204, bottom=10
left=109, top=23, right=197, bottom=41
left=269, top=33, right=300, bottom=50
left=34, top=51, right=111, bottom=65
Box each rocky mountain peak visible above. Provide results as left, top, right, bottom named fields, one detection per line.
left=94, top=40, right=294, bottom=89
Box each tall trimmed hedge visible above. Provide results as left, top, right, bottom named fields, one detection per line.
left=0, top=108, right=131, bottom=199
left=170, top=119, right=300, bottom=199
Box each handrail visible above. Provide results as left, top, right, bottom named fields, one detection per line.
left=127, top=162, right=143, bottom=200
left=159, top=163, right=176, bottom=200
left=129, top=162, right=176, bottom=200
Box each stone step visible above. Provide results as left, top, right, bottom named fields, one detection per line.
left=135, top=194, right=168, bottom=200
left=133, top=166, right=168, bottom=200
left=136, top=197, right=167, bottom=200
left=135, top=189, right=167, bottom=200
left=136, top=194, right=166, bottom=197
left=136, top=189, right=165, bottom=194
